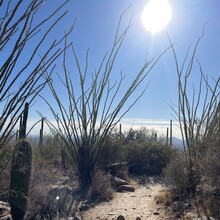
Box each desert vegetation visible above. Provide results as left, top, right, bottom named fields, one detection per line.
left=0, top=1, right=220, bottom=220
left=164, top=28, right=220, bottom=218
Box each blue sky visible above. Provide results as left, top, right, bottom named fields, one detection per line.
left=10, top=0, right=220, bottom=138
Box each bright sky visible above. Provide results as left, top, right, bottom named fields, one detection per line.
left=10, top=0, right=220, bottom=138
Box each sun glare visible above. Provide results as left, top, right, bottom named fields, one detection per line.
left=141, top=0, right=172, bottom=34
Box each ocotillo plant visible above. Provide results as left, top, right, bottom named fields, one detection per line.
left=10, top=102, right=32, bottom=220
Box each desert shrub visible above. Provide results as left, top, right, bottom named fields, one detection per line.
left=31, top=135, right=62, bottom=168
left=196, top=139, right=220, bottom=218
left=123, top=127, right=157, bottom=144
left=88, top=171, right=113, bottom=201
left=27, top=183, right=57, bottom=219
left=201, top=142, right=220, bottom=187
left=26, top=159, right=62, bottom=219
left=98, top=139, right=125, bottom=169
left=25, top=135, right=70, bottom=219
left=164, top=150, right=188, bottom=197
left=0, top=142, right=13, bottom=201
left=126, top=142, right=172, bottom=176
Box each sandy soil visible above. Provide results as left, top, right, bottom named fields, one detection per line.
left=79, top=178, right=171, bottom=220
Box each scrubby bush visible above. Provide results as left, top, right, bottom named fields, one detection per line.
left=201, top=140, right=220, bottom=187
left=88, top=171, right=113, bottom=201
left=196, top=137, right=220, bottom=218
left=96, top=128, right=172, bottom=177
left=98, top=139, right=125, bottom=169
left=126, top=142, right=172, bottom=176
left=31, top=135, right=62, bottom=168
left=164, top=150, right=188, bottom=197
left=26, top=141, right=68, bottom=219
left=25, top=135, right=67, bottom=219
left=123, top=127, right=157, bottom=144
left=0, top=144, right=12, bottom=201
left=26, top=164, right=58, bottom=219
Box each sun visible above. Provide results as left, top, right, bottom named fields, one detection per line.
left=141, top=0, right=172, bottom=34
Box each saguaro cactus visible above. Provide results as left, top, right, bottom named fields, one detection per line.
left=10, top=140, right=32, bottom=220
left=39, top=118, right=44, bottom=148
left=10, top=102, right=32, bottom=220
left=19, top=102, right=29, bottom=139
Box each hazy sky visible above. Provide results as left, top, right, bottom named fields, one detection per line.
left=6, top=0, right=220, bottom=138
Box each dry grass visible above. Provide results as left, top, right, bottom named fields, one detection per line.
left=155, top=189, right=172, bottom=206
left=88, top=171, right=114, bottom=201
left=26, top=160, right=60, bottom=219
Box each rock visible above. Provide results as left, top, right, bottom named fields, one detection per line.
left=172, top=201, right=185, bottom=212
left=185, top=211, right=198, bottom=219
left=153, top=211, right=160, bottom=215
left=136, top=216, right=141, bottom=220
left=193, top=217, right=216, bottom=220
left=55, top=176, right=70, bottom=185
left=0, top=201, right=11, bottom=220
left=116, top=215, right=126, bottom=220
left=117, top=184, right=135, bottom=192
left=0, top=201, right=10, bottom=211
left=112, top=176, right=129, bottom=187
left=49, top=185, right=78, bottom=215
left=0, top=215, right=12, bottom=220
left=78, top=200, right=93, bottom=211
left=106, top=162, right=128, bottom=176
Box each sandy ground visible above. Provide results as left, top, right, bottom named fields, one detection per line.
left=79, top=179, right=171, bottom=220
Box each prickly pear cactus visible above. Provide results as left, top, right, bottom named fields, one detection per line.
left=10, top=140, right=32, bottom=220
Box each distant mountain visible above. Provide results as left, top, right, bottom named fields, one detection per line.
left=171, top=137, right=183, bottom=148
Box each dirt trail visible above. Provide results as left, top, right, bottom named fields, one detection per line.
left=80, top=179, right=171, bottom=220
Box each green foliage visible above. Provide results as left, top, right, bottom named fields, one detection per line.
left=98, top=139, right=125, bottom=169
left=10, top=140, right=32, bottom=220
left=124, top=127, right=158, bottom=144
left=32, top=135, right=62, bottom=167
left=97, top=128, right=172, bottom=177
left=120, top=128, right=171, bottom=175
left=126, top=142, right=171, bottom=176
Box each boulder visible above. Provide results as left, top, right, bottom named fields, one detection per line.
left=0, top=215, right=12, bottom=220
left=112, top=176, right=129, bottom=187
left=117, top=184, right=135, bottom=192
left=172, top=201, right=185, bottom=212
left=116, top=215, right=126, bottom=220
left=106, top=162, right=128, bottom=176
left=49, top=185, right=78, bottom=215
left=193, top=217, right=216, bottom=220
left=0, top=201, right=11, bottom=220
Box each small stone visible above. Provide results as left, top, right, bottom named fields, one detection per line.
left=172, top=201, right=185, bottom=212
left=0, top=215, right=12, bottom=220
left=116, top=215, right=126, bottom=220
left=106, top=198, right=110, bottom=202
left=117, top=185, right=135, bottom=192
left=153, top=211, right=160, bottom=215
left=136, top=217, right=141, bottom=220
left=112, top=176, right=129, bottom=187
